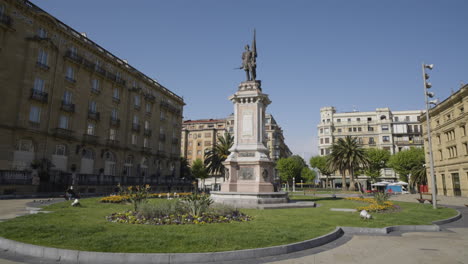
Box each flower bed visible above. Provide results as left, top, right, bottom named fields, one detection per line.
left=100, top=192, right=192, bottom=203
left=107, top=211, right=252, bottom=225
left=345, top=197, right=395, bottom=212
left=100, top=195, right=130, bottom=203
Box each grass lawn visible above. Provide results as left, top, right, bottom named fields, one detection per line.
left=0, top=196, right=457, bottom=253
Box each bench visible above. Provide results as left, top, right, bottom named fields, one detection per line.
left=416, top=193, right=433, bottom=204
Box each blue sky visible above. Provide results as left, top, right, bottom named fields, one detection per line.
left=32, top=0, right=468, bottom=161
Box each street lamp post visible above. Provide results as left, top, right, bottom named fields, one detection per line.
left=422, top=63, right=437, bottom=209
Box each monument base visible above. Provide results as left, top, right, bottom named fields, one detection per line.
left=210, top=191, right=289, bottom=209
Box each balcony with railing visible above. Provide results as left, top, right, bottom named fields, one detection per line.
left=35, top=61, right=50, bottom=70
left=87, top=111, right=100, bottom=121
left=95, top=66, right=106, bottom=76
left=110, top=118, right=120, bottom=127
left=394, top=139, right=424, bottom=145
left=160, top=101, right=182, bottom=115
left=116, top=78, right=126, bottom=86
left=30, top=89, right=48, bottom=103
left=82, top=134, right=99, bottom=144
left=144, top=94, right=156, bottom=102
left=144, top=129, right=152, bottom=136
left=65, top=76, right=76, bottom=84
left=159, top=134, right=166, bottom=142
left=91, top=88, right=101, bottom=95
left=142, top=147, right=152, bottom=154
left=60, top=101, right=75, bottom=112
left=64, top=50, right=83, bottom=64
left=54, top=127, right=74, bottom=140
left=132, top=123, right=141, bottom=132
left=106, top=72, right=117, bottom=82
left=0, top=13, right=12, bottom=27
left=106, top=139, right=120, bottom=147
left=83, top=59, right=95, bottom=70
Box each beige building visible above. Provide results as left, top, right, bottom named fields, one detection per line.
left=317, top=107, right=424, bottom=186
left=0, top=0, right=184, bottom=190
left=182, top=114, right=291, bottom=165
left=181, top=114, right=292, bottom=190
left=421, top=85, right=468, bottom=197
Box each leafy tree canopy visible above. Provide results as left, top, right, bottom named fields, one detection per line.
left=363, top=148, right=391, bottom=182
left=301, top=167, right=316, bottom=183
left=180, top=157, right=192, bottom=180
left=309, top=155, right=332, bottom=176
left=387, top=147, right=425, bottom=182
left=276, top=155, right=306, bottom=183
left=191, top=159, right=208, bottom=181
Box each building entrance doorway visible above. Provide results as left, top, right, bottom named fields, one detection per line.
left=452, top=173, right=461, bottom=197
left=441, top=174, right=447, bottom=196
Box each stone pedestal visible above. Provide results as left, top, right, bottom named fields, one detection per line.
left=212, top=80, right=288, bottom=207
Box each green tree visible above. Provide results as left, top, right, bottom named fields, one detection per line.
left=363, top=148, right=391, bottom=183
left=301, top=167, right=316, bottom=184
left=327, top=136, right=369, bottom=191
left=388, top=147, right=425, bottom=186
left=276, top=155, right=306, bottom=188
left=191, top=159, right=208, bottom=191
left=204, top=132, right=234, bottom=179
left=179, top=157, right=192, bottom=180
left=310, top=155, right=333, bottom=188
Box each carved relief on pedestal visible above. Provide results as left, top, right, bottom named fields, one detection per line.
left=239, top=167, right=254, bottom=180
left=262, top=169, right=269, bottom=182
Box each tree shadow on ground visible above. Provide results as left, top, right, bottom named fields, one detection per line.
left=293, top=197, right=344, bottom=202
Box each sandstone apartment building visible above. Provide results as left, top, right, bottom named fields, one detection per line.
left=0, top=0, right=184, bottom=184
left=421, top=84, right=468, bottom=197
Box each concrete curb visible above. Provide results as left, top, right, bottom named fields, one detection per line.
left=0, top=228, right=344, bottom=264
left=341, top=225, right=440, bottom=235
left=432, top=210, right=462, bottom=225
left=0, top=209, right=462, bottom=263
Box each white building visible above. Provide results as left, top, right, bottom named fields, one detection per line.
left=317, top=107, right=424, bottom=186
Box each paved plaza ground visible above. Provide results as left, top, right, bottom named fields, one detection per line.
left=0, top=195, right=467, bottom=264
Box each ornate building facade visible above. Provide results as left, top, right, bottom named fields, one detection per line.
left=0, top=0, right=184, bottom=192
left=421, top=85, right=468, bottom=197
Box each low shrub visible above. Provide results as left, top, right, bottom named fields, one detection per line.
left=374, top=192, right=390, bottom=205
left=136, top=199, right=182, bottom=219
left=180, top=193, right=213, bottom=216
left=208, top=203, right=239, bottom=216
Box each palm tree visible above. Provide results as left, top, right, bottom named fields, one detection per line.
left=327, top=136, right=369, bottom=191
left=411, top=165, right=427, bottom=198
left=204, top=132, right=234, bottom=179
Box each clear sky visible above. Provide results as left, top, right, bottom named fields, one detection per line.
left=31, top=0, right=468, bottom=161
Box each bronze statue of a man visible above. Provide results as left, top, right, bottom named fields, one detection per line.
left=242, top=44, right=256, bottom=81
